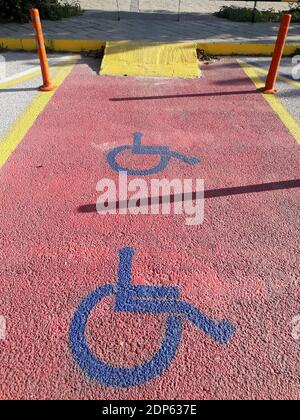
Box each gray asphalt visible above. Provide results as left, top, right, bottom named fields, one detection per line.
left=243, top=56, right=300, bottom=83
left=242, top=56, right=300, bottom=124
left=0, top=52, right=83, bottom=139
left=277, top=81, right=300, bottom=124
left=0, top=76, right=40, bottom=138
left=0, top=51, right=79, bottom=78
left=0, top=52, right=43, bottom=138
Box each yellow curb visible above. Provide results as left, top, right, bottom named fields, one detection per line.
left=196, top=43, right=300, bottom=56
left=0, top=38, right=106, bottom=52
left=1, top=38, right=299, bottom=55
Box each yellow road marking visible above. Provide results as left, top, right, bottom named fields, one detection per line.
left=101, top=41, right=200, bottom=78
left=0, top=56, right=80, bottom=89
left=238, top=59, right=300, bottom=145
left=241, top=61, right=300, bottom=88
left=0, top=70, right=41, bottom=89
left=0, top=62, right=75, bottom=169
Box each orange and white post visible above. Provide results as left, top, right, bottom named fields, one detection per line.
left=264, top=14, right=292, bottom=94
left=31, top=8, right=55, bottom=92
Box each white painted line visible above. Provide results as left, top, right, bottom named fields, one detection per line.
left=292, top=315, right=300, bottom=341
left=0, top=55, right=80, bottom=83
left=0, top=316, right=6, bottom=340
left=0, top=66, right=40, bottom=83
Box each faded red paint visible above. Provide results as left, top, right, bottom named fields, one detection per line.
left=0, top=59, right=299, bottom=399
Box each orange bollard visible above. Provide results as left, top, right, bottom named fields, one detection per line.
left=31, top=8, right=55, bottom=92
left=263, top=14, right=292, bottom=94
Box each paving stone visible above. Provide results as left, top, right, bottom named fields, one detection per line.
left=0, top=3, right=298, bottom=44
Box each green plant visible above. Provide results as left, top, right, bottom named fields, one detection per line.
left=215, top=5, right=300, bottom=23
left=288, top=2, right=300, bottom=21
left=0, top=0, right=82, bottom=23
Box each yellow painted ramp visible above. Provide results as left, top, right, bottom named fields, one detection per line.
left=100, top=41, right=200, bottom=78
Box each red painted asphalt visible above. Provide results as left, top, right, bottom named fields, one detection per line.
left=0, top=59, right=299, bottom=399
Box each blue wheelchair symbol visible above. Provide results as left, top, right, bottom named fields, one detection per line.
left=107, top=132, right=200, bottom=176
left=69, top=248, right=235, bottom=388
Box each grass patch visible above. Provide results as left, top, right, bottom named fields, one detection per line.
left=215, top=5, right=300, bottom=23
left=0, top=1, right=83, bottom=23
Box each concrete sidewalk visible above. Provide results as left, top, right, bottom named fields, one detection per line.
left=80, top=0, right=290, bottom=13
left=0, top=2, right=299, bottom=44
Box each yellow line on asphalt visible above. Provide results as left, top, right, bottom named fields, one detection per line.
left=0, top=57, right=80, bottom=89
left=241, top=61, right=300, bottom=88
left=0, top=70, right=41, bottom=89
left=238, top=59, right=300, bottom=145
left=0, top=62, right=75, bottom=170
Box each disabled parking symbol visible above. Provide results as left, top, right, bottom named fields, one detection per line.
left=107, top=132, right=200, bottom=176
left=69, top=248, right=235, bottom=388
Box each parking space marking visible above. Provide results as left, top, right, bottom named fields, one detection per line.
left=0, top=62, right=76, bottom=169
left=0, top=316, right=6, bottom=340
left=0, top=69, right=41, bottom=89
left=238, top=59, right=300, bottom=145
left=0, top=55, right=79, bottom=89
left=70, top=247, right=234, bottom=388
left=0, top=57, right=299, bottom=399
left=241, top=60, right=300, bottom=88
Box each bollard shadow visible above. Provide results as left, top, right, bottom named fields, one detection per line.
left=77, top=179, right=300, bottom=214
left=0, top=87, right=39, bottom=93
left=110, top=89, right=260, bottom=102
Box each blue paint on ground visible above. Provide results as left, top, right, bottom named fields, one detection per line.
left=69, top=248, right=235, bottom=388
left=107, top=133, right=200, bottom=176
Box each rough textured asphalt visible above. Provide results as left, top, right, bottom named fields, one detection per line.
left=0, top=52, right=77, bottom=78
left=0, top=53, right=41, bottom=137
left=0, top=56, right=299, bottom=400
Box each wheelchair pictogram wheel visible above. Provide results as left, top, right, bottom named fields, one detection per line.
left=107, top=145, right=171, bottom=176
left=69, top=284, right=183, bottom=388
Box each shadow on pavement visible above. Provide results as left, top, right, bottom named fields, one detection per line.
left=110, top=89, right=259, bottom=101
left=77, top=179, right=300, bottom=213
